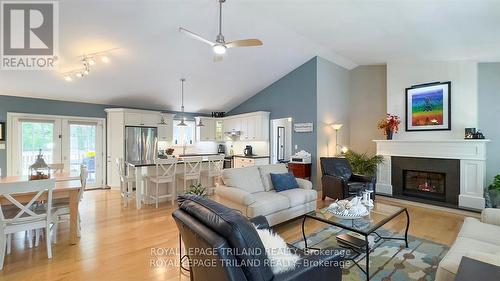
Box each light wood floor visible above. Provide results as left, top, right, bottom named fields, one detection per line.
left=0, top=190, right=468, bottom=281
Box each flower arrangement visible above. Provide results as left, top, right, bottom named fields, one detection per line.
left=378, top=114, right=401, bottom=140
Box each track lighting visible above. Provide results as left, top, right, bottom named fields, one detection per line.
left=62, top=48, right=118, bottom=81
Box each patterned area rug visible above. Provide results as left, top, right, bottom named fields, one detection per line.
left=291, top=225, right=449, bottom=281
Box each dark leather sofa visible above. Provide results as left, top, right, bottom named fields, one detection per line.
left=172, top=195, right=344, bottom=281
left=320, top=157, right=375, bottom=200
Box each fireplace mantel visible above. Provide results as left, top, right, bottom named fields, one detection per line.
left=374, top=139, right=490, bottom=210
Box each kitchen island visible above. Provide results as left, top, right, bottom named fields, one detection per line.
left=125, top=154, right=223, bottom=209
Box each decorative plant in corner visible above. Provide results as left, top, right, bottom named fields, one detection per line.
left=343, top=150, right=384, bottom=177
left=185, top=183, right=208, bottom=197
left=487, top=175, right=500, bottom=208
left=378, top=113, right=401, bottom=140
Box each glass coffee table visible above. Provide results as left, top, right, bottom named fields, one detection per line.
left=301, top=200, right=409, bottom=281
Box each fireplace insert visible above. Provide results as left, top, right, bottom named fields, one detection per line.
left=391, top=156, right=459, bottom=207
left=403, top=170, right=446, bottom=201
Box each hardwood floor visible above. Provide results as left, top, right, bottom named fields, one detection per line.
left=0, top=190, right=468, bottom=281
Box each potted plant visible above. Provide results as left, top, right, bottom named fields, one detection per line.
left=185, top=183, right=208, bottom=197
left=377, top=113, right=401, bottom=140
left=343, top=150, right=384, bottom=177
left=488, top=175, right=500, bottom=207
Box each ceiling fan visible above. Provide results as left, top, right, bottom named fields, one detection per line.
left=179, top=0, right=263, bottom=62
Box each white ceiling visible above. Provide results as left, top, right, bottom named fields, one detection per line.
left=1, top=0, right=500, bottom=113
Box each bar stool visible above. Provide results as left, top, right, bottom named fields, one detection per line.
left=116, top=158, right=135, bottom=207
left=146, top=158, right=178, bottom=208
left=178, top=156, right=203, bottom=193
left=200, top=155, right=224, bottom=195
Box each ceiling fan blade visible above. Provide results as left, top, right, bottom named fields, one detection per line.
left=213, top=55, right=224, bottom=63
left=226, top=39, right=263, bottom=48
left=179, top=27, right=215, bottom=46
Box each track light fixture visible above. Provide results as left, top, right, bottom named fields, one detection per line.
left=61, top=48, right=118, bottom=81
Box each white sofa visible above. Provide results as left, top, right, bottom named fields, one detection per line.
left=215, top=164, right=317, bottom=226
left=436, top=208, right=500, bottom=281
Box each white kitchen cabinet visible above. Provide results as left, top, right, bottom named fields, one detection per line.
left=233, top=156, right=270, bottom=168
left=195, top=117, right=216, bottom=141
left=224, top=117, right=242, bottom=133
left=106, top=110, right=125, bottom=188
left=141, top=113, right=161, bottom=127
left=236, top=112, right=269, bottom=141
left=215, top=120, right=224, bottom=141
left=158, top=114, right=175, bottom=142
left=124, top=112, right=142, bottom=126
left=124, top=111, right=160, bottom=127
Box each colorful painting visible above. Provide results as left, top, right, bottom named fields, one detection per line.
left=406, top=82, right=451, bottom=131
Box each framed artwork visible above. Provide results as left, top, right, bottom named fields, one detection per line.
left=0, top=122, right=4, bottom=141
left=405, top=81, right=451, bottom=131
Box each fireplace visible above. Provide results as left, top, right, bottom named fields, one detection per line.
left=403, top=170, right=446, bottom=202
left=392, top=156, right=460, bottom=207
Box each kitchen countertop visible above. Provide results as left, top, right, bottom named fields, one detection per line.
left=232, top=154, right=270, bottom=159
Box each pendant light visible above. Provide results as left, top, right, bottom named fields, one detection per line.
left=177, top=78, right=187, bottom=127
left=196, top=118, right=205, bottom=127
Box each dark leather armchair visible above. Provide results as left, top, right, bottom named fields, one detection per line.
left=172, top=195, right=344, bottom=281
left=320, top=157, right=376, bottom=200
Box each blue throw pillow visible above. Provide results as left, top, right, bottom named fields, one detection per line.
left=270, top=173, right=299, bottom=192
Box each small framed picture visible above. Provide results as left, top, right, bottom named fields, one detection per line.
left=0, top=122, right=4, bottom=141
left=405, top=81, right=451, bottom=131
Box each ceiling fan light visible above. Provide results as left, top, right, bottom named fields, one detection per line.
left=213, top=44, right=226, bottom=55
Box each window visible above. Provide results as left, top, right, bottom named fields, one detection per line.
left=173, top=120, right=195, bottom=146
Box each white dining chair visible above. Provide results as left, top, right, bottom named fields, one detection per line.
left=48, top=163, right=65, bottom=174
left=116, top=158, right=135, bottom=207
left=146, top=158, right=178, bottom=208
left=51, top=165, right=88, bottom=243
left=200, top=155, right=224, bottom=195
left=177, top=156, right=203, bottom=193
left=0, top=179, right=55, bottom=270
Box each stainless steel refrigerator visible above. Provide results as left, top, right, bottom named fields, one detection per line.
left=125, top=126, right=157, bottom=163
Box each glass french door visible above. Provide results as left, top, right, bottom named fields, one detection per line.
left=19, top=120, right=61, bottom=175
left=68, top=123, right=99, bottom=187
left=9, top=114, right=104, bottom=188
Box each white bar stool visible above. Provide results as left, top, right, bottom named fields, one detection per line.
left=200, top=155, right=224, bottom=195
left=116, top=158, right=135, bottom=207
left=146, top=158, right=178, bottom=208
left=178, top=156, right=203, bottom=193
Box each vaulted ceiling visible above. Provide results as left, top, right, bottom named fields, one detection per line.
left=1, top=0, right=499, bottom=113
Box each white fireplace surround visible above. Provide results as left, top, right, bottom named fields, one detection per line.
left=374, top=139, right=490, bottom=210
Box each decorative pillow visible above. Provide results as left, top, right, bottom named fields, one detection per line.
left=254, top=226, right=300, bottom=274
left=270, top=173, right=299, bottom=192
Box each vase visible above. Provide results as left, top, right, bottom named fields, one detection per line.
left=386, top=128, right=393, bottom=140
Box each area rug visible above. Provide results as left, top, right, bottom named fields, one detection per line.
left=291, top=225, right=449, bottom=281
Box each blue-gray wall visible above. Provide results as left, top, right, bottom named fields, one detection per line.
left=478, top=63, right=500, bottom=185
left=228, top=57, right=318, bottom=186
left=0, top=95, right=202, bottom=176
